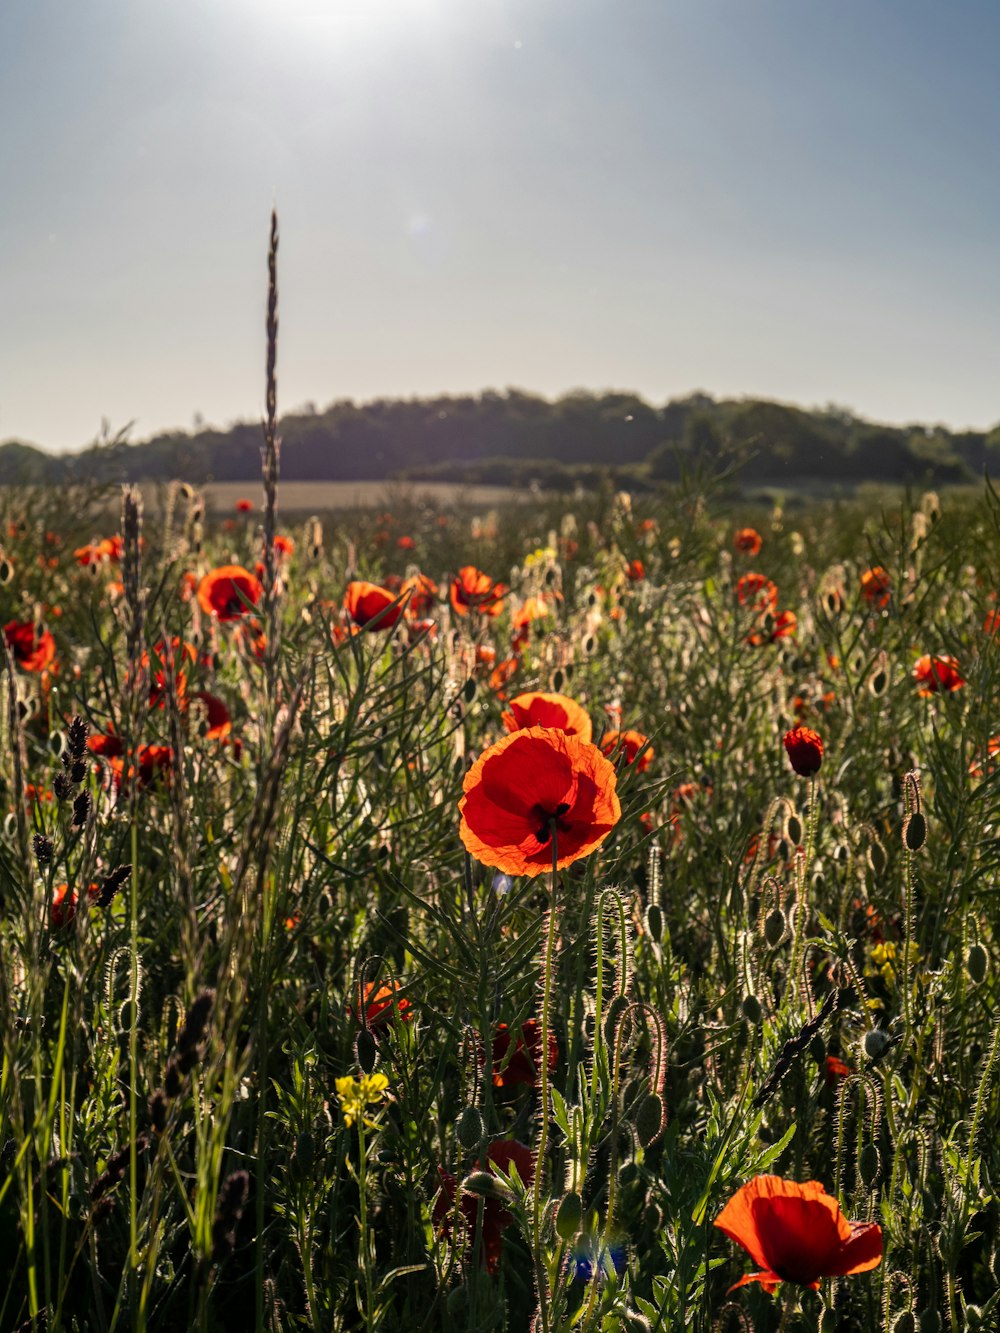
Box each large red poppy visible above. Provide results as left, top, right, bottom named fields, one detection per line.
left=714, top=1175, right=882, bottom=1293
left=433, top=1140, right=534, bottom=1274
left=492, top=1019, right=557, bottom=1089
left=783, top=726, right=823, bottom=776
left=501, top=691, right=593, bottom=744
left=459, top=727, right=620, bottom=877
left=450, top=566, right=508, bottom=617
left=5, top=621, right=56, bottom=672
left=343, top=581, right=406, bottom=631
left=185, top=691, right=232, bottom=741
left=196, top=566, right=263, bottom=621
left=913, top=654, right=964, bottom=696
left=736, top=573, right=778, bottom=614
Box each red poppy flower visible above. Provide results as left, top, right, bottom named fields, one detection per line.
left=459, top=727, right=621, bottom=877
left=450, top=566, right=508, bottom=617
left=969, top=736, right=1000, bottom=779
left=196, top=566, right=263, bottom=621
left=50, top=882, right=100, bottom=929
left=74, top=537, right=122, bottom=566
left=396, top=534, right=416, bottom=550
left=143, top=637, right=197, bottom=707
left=913, top=654, right=964, bottom=696
left=824, top=1055, right=851, bottom=1086
left=734, top=527, right=763, bottom=556
left=783, top=726, right=823, bottom=776
left=736, top=573, right=778, bottom=613
left=88, top=730, right=125, bottom=760
left=273, top=534, right=295, bottom=557
left=714, top=1175, right=882, bottom=1293
left=984, top=609, right=1000, bottom=635
left=358, top=981, right=412, bottom=1028
left=401, top=572, right=438, bottom=618
left=489, top=655, right=520, bottom=699
left=625, top=559, right=645, bottom=582
left=860, top=566, right=891, bottom=607
left=235, top=498, right=254, bottom=513
left=104, top=744, right=174, bottom=792
left=343, top=580, right=406, bottom=630
left=501, top=691, right=593, bottom=744
left=186, top=691, right=232, bottom=741
left=747, top=608, right=798, bottom=646
left=600, top=730, right=654, bottom=772
left=492, top=1019, right=557, bottom=1089
left=433, top=1140, right=534, bottom=1274
left=511, top=596, right=555, bottom=650
left=5, top=621, right=56, bottom=672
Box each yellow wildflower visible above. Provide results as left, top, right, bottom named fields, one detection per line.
left=336, top=1073, right=389, bottom=1129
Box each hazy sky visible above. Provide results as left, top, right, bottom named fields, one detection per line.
left=3, top=0, right=1000, bottom=450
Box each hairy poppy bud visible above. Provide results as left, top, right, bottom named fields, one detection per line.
left=967, top=943, right=988, bottom=985
left=461, top=1170, right=509, bottom=1203
left=810, top=1034, right=827, bottom=1065
left=456, top=1106, right=485, bottom=1151
left=858, top=1141, right=881, bottom=1188
left=355, top=1027, right=378, bottom=1075
left=863, top=1028, right=890, bottom=1061
left=918, top=1309, right=942, bottom=1333
left=783, top=726, right=823, bottom=777
left=785, top=812, right=803, bottom=845
left=741, top=994, right=762, bottom=1025
left=891, top=1313, right=916, bottom=1333
left=763, top=908, right=786, bottom=948
left=603, top=994, right=631, bottom=1047
left=555, top=1190, right=583, bottom=1240
left=904, top=812, right=926, bottom=851
left=635, top=1092, right=665, bottom=1148
left=645, top=902, right=663, bottom=943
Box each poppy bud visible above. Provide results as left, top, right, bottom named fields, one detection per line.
left=858, top=1141, right=881, bottom=1188
left=964, top=1308, right=984, bottom=1331
left=863, top=1028, right=890, bottom=1061
left=785, top=812, right=803, bottom=845
left=870, top=669, right=888, bottom=697
left=645, top=903, right=663, bottom=943
left=868, top=839, right=887, bottom=876
left=967, top=943, right=988, bottom=985
left=603, top=994, right=630, bottom=1047
left=461, top=1170, right=509, bottom=1204
left=622, top=1314, right=652, bottom=1332
left=741, top=994, right=762, bottom=1025
left=810, top=1034, right=827, bottom=1065
left=635, top=1092, right=665, bottom=1148
left=555, top=1190, right=583, bottom=1240
left=891, top=1313, right=916, bottom=1333
left=904, top=812, right=926, bottom=850
left=463, top=678, right=477, bottom=704
left=918, top=1310, right=942, bottom=1333
left=551, top=669, right=564, bottom=692
left=456, top=1106, right=485, bottom=1151
left=819, top=1311, right=839, bottom=1333
left=355, top=1027, right=378, bottom=1075
left=763, top=908, right=786, bottom=948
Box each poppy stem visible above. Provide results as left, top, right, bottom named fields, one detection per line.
left=530, top=820, right=559, bottom=1333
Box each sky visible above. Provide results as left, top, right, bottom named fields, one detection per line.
left=3, top=0, right=1000, bottom=451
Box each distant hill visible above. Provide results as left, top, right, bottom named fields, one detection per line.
left=3, top=390, right=998, bottom=492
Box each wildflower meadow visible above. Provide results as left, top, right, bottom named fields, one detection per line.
left=1, top=240, right=999, bottom=1333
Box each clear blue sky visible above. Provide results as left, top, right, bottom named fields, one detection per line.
left=3, top=0, right=999, bottom=450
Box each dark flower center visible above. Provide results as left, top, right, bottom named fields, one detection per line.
left=532, top=801, right=572, bottom=843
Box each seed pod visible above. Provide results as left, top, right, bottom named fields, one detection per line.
left=456, top=1106, right=485, bottom=1151
left=355, top=1027, right=378, bottom=1075
left=645, top=903, right=663, bottom=943
left=635, top=1092, right=665, bottom=1148
left=967, top=943, right=987, bottom=985
left=904, top=812, right=926, bottom=851
left=555, top=1190, right=583, bottom=1240
left=858, top=1141, right=881, bottom=1188
left=741, top=994, right=762, bottom=1026
left=764, top=907, right=786, bottom=948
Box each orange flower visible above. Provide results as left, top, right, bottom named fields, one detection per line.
left=196, top=566, right=263, bottom=621
left=736, top=572, right=778, bottom=613
left=783, top=726, right=823, bottom=776
left=5, top=621, right=56, bottom=672
left=913, top=654, right=964, bottom=696
left=459, top=727, right=621, bottom=877
left=186, top=691, right=232, bottom=741
left=501, top=691, right=593, bottom=744
left=734, top=527, right=762, bottom=556
left=450, top=566, right=507, bottom=617
left=600, top=730, right=654, bottom=772
left=714, top=1175, right=882, bottom=1293
left=860, top=566, right=891, bottom=607
left=434, top=1140, right=534, bottom=1274
left=344, top=580, right=406, bottom=630
left=401, top=572, right=438, bottom=618
left=359, top=981, right=412, bottom=1028
left=492, top=1019, right=557, bottom=1089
